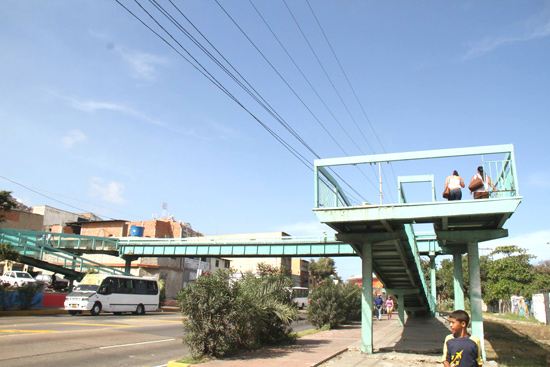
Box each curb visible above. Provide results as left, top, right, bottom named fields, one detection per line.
left=167, top=360, right=191, bottom=367
left=0, top=307, right=180, bottom=317
left=0, top=308, right=67, bottom=316
left=312, top=347, right=349, bottom=367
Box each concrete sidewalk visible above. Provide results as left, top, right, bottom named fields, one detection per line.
left=196, top=316, right=456, bottom=367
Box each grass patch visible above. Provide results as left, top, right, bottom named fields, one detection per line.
left=484, top=318, right=550, bottom=367
left=292, top=324, right=330, bottom=338
left=174, top=356, right=211, bottom=364
left=483, top=312, right=543, bottom=324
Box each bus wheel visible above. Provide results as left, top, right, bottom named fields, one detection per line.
left=134, top=304, right=145, bottom=315
left=91, top=302, right=102, bottom=316
left=69, top=310, right=78, bottom=316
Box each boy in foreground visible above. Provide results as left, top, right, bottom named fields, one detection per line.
left=442, top=310, right=483, bottom=367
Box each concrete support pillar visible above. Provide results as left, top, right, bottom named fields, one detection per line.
left=468, top=241, right=485, bottom=360
left=429, top=255, right=437, bottom=313
left=124, top=257, right=133, bottom=274
left=397, top=293, right=405, bottom=327
left=70, top=256, right=76, bottom=293
left=361, top=243, right=373, bottom=354
left=453, top=253, right=464, bottom=310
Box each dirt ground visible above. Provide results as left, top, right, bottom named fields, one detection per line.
left=484, top=315, right=550, bottom=367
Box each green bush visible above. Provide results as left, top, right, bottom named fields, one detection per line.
left=16, top=284, right=40, bottom=310
left=177, top=269, right=298, bottom=359
left=307, top=281, right=361, bottom=329
left=158, top=279, right=166, bottom=307
left=308, top=281, right=345, bottom=328
left=341, top=283, right=361, bottom=322
left=237, top=272, right=297, bottom=346
left=178, top=271, right=238, bottom=358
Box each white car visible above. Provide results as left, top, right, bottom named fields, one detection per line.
left=1, top=271, right=37, bottom=287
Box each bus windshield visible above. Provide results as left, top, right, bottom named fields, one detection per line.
left=74, top=284, right=99, bottom=292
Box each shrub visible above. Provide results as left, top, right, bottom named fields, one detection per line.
left=178, top=271, right=238, bottom=358
left=308, top=281, right=361, bottom=329
left=236, top=273, right=297, bottom=346
left=158, top=279, right=166, bottom=306
left=16, top=284, right=40, bottom=310
left=308, top=281, right=346, bottom=328
left=177, top=269, right=298, bottom=359
left=341, top=283, right=361, bottom=323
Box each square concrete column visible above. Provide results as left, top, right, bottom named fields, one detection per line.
left=453, top=253, right=464, bottom=310
left=429, top=255, right=437, bottom=313
left=361, top=243, right=373, bottom=354
left=397, top=293, right=405, bottom=327
left=468, top=241, right=485, bottom=360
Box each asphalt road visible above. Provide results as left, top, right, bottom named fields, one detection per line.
left=0, top=311, right=314, bottom=367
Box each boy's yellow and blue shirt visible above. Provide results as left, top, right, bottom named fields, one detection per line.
left=442, top=334, right=483, bottom=366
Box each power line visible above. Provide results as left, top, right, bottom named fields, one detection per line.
left=305, top=0, right=398, bottom=202
left=0, top=175, right=122, bottom=220
left=117, top=0, right=315, bottom=172
left=117, top=0, right=370, bottom=204
left=283, top=0, right=376, bottom=155
left=215, top=0, right=378, bottom=195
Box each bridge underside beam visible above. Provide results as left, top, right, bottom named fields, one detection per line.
left=119, top=243, right=357, bottom=257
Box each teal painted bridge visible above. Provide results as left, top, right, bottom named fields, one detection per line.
left=0, top=144, right=520, bottom=358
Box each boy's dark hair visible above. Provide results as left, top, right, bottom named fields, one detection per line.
left=450, top=309, right=470, bottom=326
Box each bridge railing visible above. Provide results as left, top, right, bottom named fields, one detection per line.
left=0, top=229, right=126, bottom=276
left=314, top=144, right=520, bottom=208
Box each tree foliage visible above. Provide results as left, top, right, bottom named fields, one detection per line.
left=0, top=190, right=17, bottom=222
left=432, top=245, right=550, bottom=307
left=0, top=242, right=19, bottom=262
left=309, top=257, right=337, bottom=286
left=482, top=246, right=537, bottom=304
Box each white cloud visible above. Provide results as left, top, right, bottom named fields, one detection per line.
left=70, top=98, right=166, bottom=127
left=89, top=177, right=126, bottom=205
left=484, top=229, right=550, bottom=262
left=88, top=30, right=168, bottom=81
left=118, top=48, right=168, bottom=81
left=462, top=18, right=550, bottom=61
left=61, top=129, right=87, bottom=148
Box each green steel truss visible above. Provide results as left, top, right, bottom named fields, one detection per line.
left=0, top=228, right=127, bottom=278
left=313, top=144, right=522, bottom=318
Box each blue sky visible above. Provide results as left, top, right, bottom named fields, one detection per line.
left=1, top=1, right=549, bottom=280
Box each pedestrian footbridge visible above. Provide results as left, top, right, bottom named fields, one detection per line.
left=313, top=144, right=521, bottom=354
left=0, top=144, right=520, bottom=357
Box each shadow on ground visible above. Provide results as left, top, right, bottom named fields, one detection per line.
left=379, top=316, right=450, bottom=355
left=485, top=319, right=550, bottom=367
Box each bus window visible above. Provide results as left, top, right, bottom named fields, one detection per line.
left=135, top=279, right=147, bottom=294
left=146, top=280, right=158, bottom=295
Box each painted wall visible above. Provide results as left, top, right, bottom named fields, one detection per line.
left=0, top=209, right=43, bottom=230
left=32, top=205, right=83, bottom=228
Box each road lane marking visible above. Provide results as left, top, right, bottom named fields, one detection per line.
left=60, top=322, right=137, bottom=327
left=0, top=329, right=57, bottom=333
left=99, top=338, right=176, bottom=349
left=126, top=319, right=182, bottom=323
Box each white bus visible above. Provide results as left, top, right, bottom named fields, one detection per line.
left=291, top=287, right=309, bottom=309
left=64, top=274, right=159, bottom=316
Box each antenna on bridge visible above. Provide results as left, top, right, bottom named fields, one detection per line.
left=162, top=202, right=167, bottom=218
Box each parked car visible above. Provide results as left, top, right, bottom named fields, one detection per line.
left=1, top=271, right=37, bottom=287
left=35, top=274, right=69, bottom=291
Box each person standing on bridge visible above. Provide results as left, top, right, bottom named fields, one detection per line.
left=374, top=294, right=383, bottom=321
left=469, top=166, right=496, bottom=200
left=444, top=170, right=465, bottom=201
